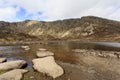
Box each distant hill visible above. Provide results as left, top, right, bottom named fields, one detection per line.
left=0, top=16, right=120, bottom=43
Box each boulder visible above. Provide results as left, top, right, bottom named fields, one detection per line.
left=32, top=56, right=64, bottom=78
left=0, top=58, right=6, bottom=63
left=0, top=69, right=28, bottom=80
left=36, top=50, right=54, bottom=57
left=0, top=60, right=26, bottom=70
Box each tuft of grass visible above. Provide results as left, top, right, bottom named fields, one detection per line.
left=0, top=70, right=7, bottom=75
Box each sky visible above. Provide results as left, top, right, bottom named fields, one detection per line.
left=0, top=0, right=120, bottom=22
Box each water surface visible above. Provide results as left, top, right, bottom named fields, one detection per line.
left=0, top=41, right=120, bottom=80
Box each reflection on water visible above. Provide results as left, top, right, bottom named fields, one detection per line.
left=44, top=41, right=120, bottom=51
left=0, top=41, right=120, bottom=80
left=0, top=41, right=120, bottom=68
left=0, top=46, right=23, bottom=54
left=91, top=42, right=120, bottom=47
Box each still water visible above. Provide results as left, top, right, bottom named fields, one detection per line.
left=0, top=41, right=120, bottom=67
left=0, top=41, right=120, bottom=80
left=0, top=41, right=120, bottom=60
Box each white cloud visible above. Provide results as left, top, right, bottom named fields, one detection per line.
left=0, top=7, right=18, bottom=21
left=0, top=0, right=120, bottom=21
left=41, top=0, right=120, bottom=21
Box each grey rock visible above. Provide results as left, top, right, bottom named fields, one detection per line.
left=0, top=69, right=28, bottom=80
left=39, top=48, right=47, bottom=51
left=0, top=58, right=6, bottom=63
left=0, top=60, right=26, bottom=70
left=32, top=56, right=64, bottom=78
left=36, top=50, right=54, bottom=57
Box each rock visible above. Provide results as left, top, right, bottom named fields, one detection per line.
left=39, top=48, right=47, bottom=51
left=32, top=56, right=64, bottom=78
left=114, top=53, right=120, bottom=58
left=0, top=58, right=6, bottom=63
left=0, top=69, right=28, bottom=80
left=36, top=50, right=54, bottom=57
left=30, top=76, right=35, bottom=79
left=68, top=78, right=71, bottom=80
left=72, top=49, right=87, bottom=53
left=90, top=52, right=96, bottom=56
left=21, top=45, right=29, bottom=49
left=0, top=60, right=26, bottom=70
left=24, top=47, right=30, bottom=51
left=21, top=45, right=30, bottom=51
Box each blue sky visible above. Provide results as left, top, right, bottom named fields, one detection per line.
left=0, top=0, right=120, bottom=22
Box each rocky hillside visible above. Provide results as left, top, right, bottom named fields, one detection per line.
left=0, top=21, right=39, bottom=44
left=0, top=16, right=120, bottom=42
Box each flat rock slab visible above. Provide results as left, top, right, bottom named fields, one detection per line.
left=39, top=48, right=47, bottom=51
left=0, top=60, right=26, bottom=70
left=36, top=51, right=54, bottom=57
left=32, top=56, right=64, bottom=78
left=21, top=46, right=29, bottom=49
left=0, top=69, right=28, bottom=80
left=0, top=58, right=6, bottom=63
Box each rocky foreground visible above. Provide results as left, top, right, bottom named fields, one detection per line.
left=32, top=49, right=64, bottom=78
left=0, top=59, right=27, bottom=80
left=72, top=49, right=120, bottom=58
left=0, top=69, right=28, bottom=80
left=0, top=47, right=120, bottom=80
left=0, top=48, right=64, bottom=80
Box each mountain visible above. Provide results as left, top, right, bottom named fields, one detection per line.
left=0, top=21, right=39, bottom=44
left=0, top=16, right=120, bottom=43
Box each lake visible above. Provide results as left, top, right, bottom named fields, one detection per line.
left=0, top=41, right=120, bottom=80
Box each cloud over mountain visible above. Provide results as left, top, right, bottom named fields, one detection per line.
left=0, top=0, right=120, bottom=21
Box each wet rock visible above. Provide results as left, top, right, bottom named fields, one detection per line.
left=32, top=56, right=64, bottom=78
left=0, top=60, right=26, bottom=70
left=0, top=69, right=28, bottom=80
left=21, top=45, right=30, bottom=51
left=36, top=50, right=54, bottom=57
left=0, top=58, right=6, bottom=63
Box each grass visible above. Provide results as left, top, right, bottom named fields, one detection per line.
left=0, top=70, right=7, bottom=75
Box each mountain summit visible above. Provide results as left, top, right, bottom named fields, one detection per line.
left=0, top=16, right=120, bottom=43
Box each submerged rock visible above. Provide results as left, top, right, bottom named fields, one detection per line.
left=36, top=50, right=54, bottom=57
left=0, top=58, right=6, bottom=63
left=21, top=45, right=30, bottom=51
left=0, top=60, right=26, bottom=70
left=32, top=56, right=64, bottom=78
left=0, top=69, right=28, bottom=80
